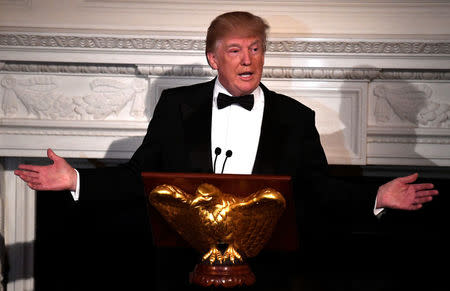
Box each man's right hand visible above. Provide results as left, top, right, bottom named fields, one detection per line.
left=14, top=148, right=77, bottom=191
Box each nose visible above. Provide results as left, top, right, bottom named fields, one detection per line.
left=241, top=50, right=251, bottom=66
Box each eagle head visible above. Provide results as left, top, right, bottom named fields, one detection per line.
left=190, top=183, right=222, bottom=206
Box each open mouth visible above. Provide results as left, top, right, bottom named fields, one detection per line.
left=239, top=72, right=253, bottom=78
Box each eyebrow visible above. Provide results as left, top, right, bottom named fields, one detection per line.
left=225, top=40, right=261, bottom=49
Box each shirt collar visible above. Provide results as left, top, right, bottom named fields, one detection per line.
left=213, top=78, right=263, bottom=108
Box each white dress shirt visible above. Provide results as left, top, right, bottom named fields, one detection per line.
left=210, top=79, right=264, bottom=174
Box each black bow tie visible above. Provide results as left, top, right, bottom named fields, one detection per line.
left=217, top=92, right=254, bottom=111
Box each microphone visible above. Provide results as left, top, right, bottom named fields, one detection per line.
left=221, top=150, right=233, bottom=174
left=213, top=147, right=221, bottom=173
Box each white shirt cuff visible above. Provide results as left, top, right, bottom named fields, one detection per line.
left=70, top=169, right=80, bottom=201
left=373, top=196, right=384, bottom=217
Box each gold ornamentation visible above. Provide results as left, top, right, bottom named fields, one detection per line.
left=149, top=183, right=286, bottom=264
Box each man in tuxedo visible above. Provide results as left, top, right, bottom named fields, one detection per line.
left=15, top=11, right=438, bottom=290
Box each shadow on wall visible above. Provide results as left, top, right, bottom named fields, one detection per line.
left=0, top=240, right=34, bottom=288
left=0, top=233, right=5, bottom=291
left=313, top=68, right=442, bottom=167
left=334, top=66, right=447, bottom=170
left=102, top=72, right=214, bottom=160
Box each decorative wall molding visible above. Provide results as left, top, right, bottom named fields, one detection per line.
left=262, top=67, right=380, bottom=80
left=3, top=62, right=450, bottom=81
left=0, top=119, right=148, bottom=136
left=0, top=34, right=206, bottom=51
left=1, top=62, right=138, bottom=75
left=378, top=70, right=450, bottom=80
left=268, top=40, right=450, bottom=55
left=0, top=0, right=31, bottom=8
left=1, top=33, right=450, bottom=56
left=367, top=135, right=450, bottom=144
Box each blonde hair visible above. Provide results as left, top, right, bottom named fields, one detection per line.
left=206, top=11, right=270, bottom=54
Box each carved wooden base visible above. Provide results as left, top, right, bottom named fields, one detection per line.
left=189, top=262, right=256, bottom=288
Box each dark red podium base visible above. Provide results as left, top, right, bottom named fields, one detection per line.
left=189, top=262, right=256, bottom=288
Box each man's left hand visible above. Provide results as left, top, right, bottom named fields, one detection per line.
left=376, top=173, right=439, bottom=210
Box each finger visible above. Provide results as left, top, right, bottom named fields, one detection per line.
left=415, top=189, right=439, bottom=197
left=27, top=182, right=43, bottom=191
left=14, top=170, right=35, bottom=180
left=415, top=196, right=433, bottom=204
left=17, top=173, right=40, bottom=183
left=14, top=169, right=27, bottom=176
left=16, top=164, right=42, bottom=173
left=17, top=170, right=40, bottom=178
left=409, top=204, right=423, bottom=211
left=28, top=183, right=52, bottom=191
left=412, top=183, right=436, bottom=191
left=396, top=173, right=419, bottom=184
left=28, top=179, right=58, bottom=190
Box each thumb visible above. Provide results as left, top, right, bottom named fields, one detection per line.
left=47, top=148, right=61, bottom=162
left=396, top=172, right=419, bottom=184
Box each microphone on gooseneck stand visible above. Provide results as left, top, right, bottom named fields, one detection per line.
left=221, top=150, right=233, bottom=174
left=213, top=147, right=222, bottom=173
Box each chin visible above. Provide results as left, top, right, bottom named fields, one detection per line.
left=237, top=84, right=258, bottom=95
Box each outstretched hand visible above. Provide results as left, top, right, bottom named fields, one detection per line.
left=14, top=148, right=77, bottom=191
left=376, top=173, right=439, bottom=211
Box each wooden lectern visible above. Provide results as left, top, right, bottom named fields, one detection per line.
left=142, top=172, right=299, bottom=287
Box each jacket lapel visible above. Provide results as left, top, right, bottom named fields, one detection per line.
left=180, top=79, right=215, bottom=173
left=252, top=83, right=290, bottom=175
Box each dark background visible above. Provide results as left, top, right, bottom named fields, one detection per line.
left=34, top=164, right=449, bottom=291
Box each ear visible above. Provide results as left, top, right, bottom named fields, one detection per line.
left=206, top=52, right=218, bottom=70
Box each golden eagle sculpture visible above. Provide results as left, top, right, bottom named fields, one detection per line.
left=148, top=183, right=286, bottom=265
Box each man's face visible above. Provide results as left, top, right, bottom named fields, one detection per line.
left=207, top=35, right=265, bottom=96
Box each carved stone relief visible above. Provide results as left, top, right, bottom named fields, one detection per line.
left=0, top=74, right=148, bottom=121
left=370, top=82, right=450, bottom=128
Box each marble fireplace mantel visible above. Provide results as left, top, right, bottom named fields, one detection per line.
left=1, top=32, right=450, bottom=291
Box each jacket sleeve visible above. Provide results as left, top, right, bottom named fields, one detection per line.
left=78, top=89, right=174, bottom=201
left=293, top=109, right=379, bottom=234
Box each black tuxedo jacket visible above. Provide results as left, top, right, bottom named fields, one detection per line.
left=79, top=78, right=376, bottom=215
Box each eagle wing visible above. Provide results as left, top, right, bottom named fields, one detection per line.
left=227, top=188, right=286, bottom=258
left=148, top=184, right=213, bottom=253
